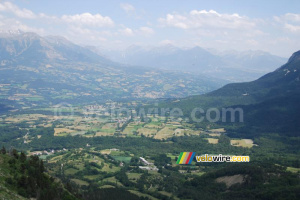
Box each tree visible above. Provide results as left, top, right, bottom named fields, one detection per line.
left=1, top=146, right=6, bottom=154
left=20, top=152, right=27, bottom=163
left=40, top=160, right=45, bottom=173
left=12, top=149, right=19, bottom=159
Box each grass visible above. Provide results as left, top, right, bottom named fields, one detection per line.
left=48, top=155, right=63, bottom=163
left=101, top=163, right=120, bottom=173
left=110, top=151, right=122, bottom=156
left=70, top=131, right=86, bottom=136
left=54, top=128, right=74, bottom=136
left=286, top=167, right=300, bottom=173
left=65, top=168, right=79, bottom=175
left=194, top=172, right=206, bottom=176
left=163, top=84, right=174, bottom=91
left=123, top=127, right=135, bottom=135
left=75, top=163, right=85, bottom=170
left=205, top=138, right=219, bottom=144
left=126, top=173, right=142, bottom=180
left=144, top=123, right=163, bottom=129
left=100, top=149, right=111, bottom=154
left=166, top=153, right=177, bottom=160
left=209, top=128, right=226, bottom=133
left=99, top=185, right=115, bottom=189
left=71, top=179, right=89, bottom=186
left=154, top=127, right=175, bottom=140
left=137, top=127, right=157, bottom=137
left=39, top=155, right=50, bottom=160
left=95, top=132, right=114, bottom=136
left=97, top=128, right=115, bottom=133
left=102, top=177, right=123, bottom=186
left=122, top=122, right=144, bottom=135
left=102, top=123, right=117, bottom=129
left=5, top=114, right=48, bottom=123
left=209, top=133, right=221, bottom=137
left=84, top=175, right=101, bottom=180
left=230, top=139, right=254, bottom=148
left=111, top=156, right=131, bottom=163
left=158, top=191, right=180, bottom=200
left=26, top=96, right=44, bottom=101
left=128, top=190, right=158, bottom=200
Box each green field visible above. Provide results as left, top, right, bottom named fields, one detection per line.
left=112, top=156, right=132, bottom=163
left=71, top=179, right=89, bottom=186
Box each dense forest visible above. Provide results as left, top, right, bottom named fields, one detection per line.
left=0, top=148, right=78, bottom=200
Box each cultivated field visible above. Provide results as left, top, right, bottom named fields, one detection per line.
left=230, top=139, right=254, bottom=148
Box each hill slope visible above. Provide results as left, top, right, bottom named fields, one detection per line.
left=161, top=50, right=300, bottom=136
left=210, top=50, right=300, bottom=100
left=0, top=149, right=78, bottom=200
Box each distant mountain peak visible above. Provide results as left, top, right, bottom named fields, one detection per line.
left=158, top=43, right=177, bottom=49
left=44, top=35, right=73, bottom=47
left=0, top=29, right=24, bottom=37
left=288, top=50, right=300, bottom=63
left=0, top=31, right=111, bottom=64
left=188, top=46, right=208, bottom=53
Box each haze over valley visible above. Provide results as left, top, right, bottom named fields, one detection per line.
left=99, top=44, right=287, bottom=82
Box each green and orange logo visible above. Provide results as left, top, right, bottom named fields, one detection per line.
left=176, top=152, right=195, bottom=164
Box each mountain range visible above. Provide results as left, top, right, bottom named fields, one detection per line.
left=161, top=50, right=300, bottom=137
left=100, top=45, right=287, bottom=82
left=0, top=31, right=225, bottom=110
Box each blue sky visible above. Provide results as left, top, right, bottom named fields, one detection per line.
left=0, top=0, right=300, bottom=57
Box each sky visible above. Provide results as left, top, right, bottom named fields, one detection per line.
left=0, top=0, right=300, bottom=57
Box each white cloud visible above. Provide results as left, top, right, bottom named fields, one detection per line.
left=67, top=26, right=107, bottom=43
left=284, top=23, right=300, bottom=32
left=159, top=10, right=255, bottom=30
left=118, top=26, right=154, bottom=37
left=139, top=27, right=154, bottom=35
left=0, top=1, right=36, bottom=19
left=0, top=17, right=44, bottom=34
left=61, top=13, right=114, bottom=27
left=160, top=39, right=175, bottom=45
left=119, top=27, right=134, bottom=36
left=120, top=3, right=135, bottom=13
left=159, top=14, right=188, bottom=29
left=0, top=2, right=114, bottom=45
left=274, top=13, right=300, bottom=33
left=274, top=13, right=300, bottom=23
left=246, top=39, right=259, bottom=46
left=284, top=13, right=300, bottom=22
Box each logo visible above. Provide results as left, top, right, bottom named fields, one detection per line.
left=196, top=154, right=250, bottom=162
left=176, top=152, right=195, bottom=164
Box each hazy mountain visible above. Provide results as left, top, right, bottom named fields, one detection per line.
left=209, top=50, right=300, bottom=99
left=218, top=50, right=288, bottom=72
left=101, top=45, right=287, bottom=82
left=0, top=31, right=226, bottom=109
left=160, top=50, right=300, bottom=136
left=0, top=31, right=112, bottom=66
left=102, top=44, right=222, bottom=70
